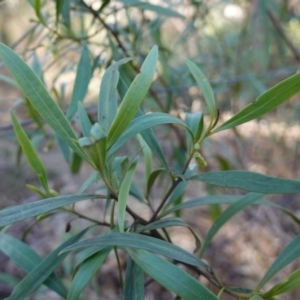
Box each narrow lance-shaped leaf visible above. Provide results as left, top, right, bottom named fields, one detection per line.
left=0, top=234, right=67, bottom=298
left=116, top=72, right=169, bottom=171
left=256, top=234, right=300, bottom=291
left=0, top=273, right=19, bottom=287
left=161, top=195, right=245, bottom=217
left=136, top=217, right=201, bottom=251
left=78, top=102, right=92, bottom=137
left=0, top=193, right=104, bottom=227
left=212, top=72, right=300, bottom=133
left=61, top=0, right=71, bottom=26
left=118, top=159, right=138, bottom=232
left=200, top=193, right=263, bottom=257
left=185, top=59, right=216, bottom=128
left=107, top=45, right=158, bottom=146
left=137, top=134, right=152, bottom=182
left=74, top=228, right=119, bottom=267
left=55, top=133, right=71, bottom=164
left=98, top=57, right=132, bottom=132
left=70, top=151, right=82, bottom=174
left=66, top=43, right=92, bottom=120
left=249, top=296, right=264, bottom=300
left=60, top=232, right=214, bottom=275
left=185, top=112, right=203, bottom=152
left=77, top=171, right=101, bottom=194
left=80, top=123, right=107, bottom=178
left=107, top=112, right=194, bottom=155
left=189, top=171, right=300, bottom=194
left=127, top=248, right=218, bottom=300
left=130, top=182, right=145, bottom=203
left=0, top=43, right=93, bottom=165
left=32, top=51, right=44, bottom=84
left=11, top=111, right=49, bottom=195
left=67, top=247, right=112, bottom=300
left=0, top=74, right=18, bottom=88
left=122, top=257, right=144, bottom=300
left=120, top=0, right=184, bottom=18
left=6, top=228, right=90, bottom=300
left=160, top=194, right=300, bottom=227
left=262, top=268, right=300, bottom=298
left=146, top=169, right=169, bottom=197
left=55, top=0, right=64, bottom=23
left=136, top=109, right=169, bottom=171
left=34, top=0, right=46, bottom=25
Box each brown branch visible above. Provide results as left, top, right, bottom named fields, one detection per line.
left=267, top=9, right=300, bottom=62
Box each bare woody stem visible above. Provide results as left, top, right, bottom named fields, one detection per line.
left=149, top=148, right=196, bottom=222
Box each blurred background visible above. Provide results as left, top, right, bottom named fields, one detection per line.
left=1, top=0, right=300, bottom=299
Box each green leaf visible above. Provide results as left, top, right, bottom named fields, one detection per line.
left=256, top=235, right=300, bottom=291
left=262, top=268, right=300, bottom=298
left=0, top=273, right=20, bottom=287
left=212, top=72, right=300, bottom=133
left=136, top=217, right=201, bottom=251
left=200, top=193, right=263, bottom=257
left=185, top=59, right=216, bottom=127
left=98, top=57, right=132, bottom=132
left=160, top=195, right=300, bottom=226
left=107, top=112, right=193, bottom=155
left=79, top=123, right=107, bottom=177
left=74, top=246, right=110, bottom=268
left=146, top=168, right=170, bottom=197
left=61, top=0, right=71, bottom=26
left=127, top=249, right=218, bottom=300
left=161, top=195, right=241, bottom=217
left=32, top=51, right=44, bottom=84
left=190, top=171, right=300, bottom=194
left=185, top=112, right=203, bottom=151
left=224, top=286, right=254, bottom=298
left=249, top=296, right=264, bottom=300
left=70, top=151, right=82, bottom=174
left=55, top=0, right=64, bottom=23
left=25, top=98, right=44, bottom=131
left=60, top=232, right=213, bottom=275
left=0, top=234, right=67, bottom=297
left=107, top=45, right=158, bottom=146
left=115, top=73, right=169, bottom=170
left=137, top=134, right=152, bottom=181
left=0, top=74, right=18, bottom=88
left=67, top=247, right=112, bottom=300
left=122, top=257, right=144, bottom=300
left=56, top=134, right=71, bottom=164
left=66, top=44, right=92, bottom=120
left=164, top=180, right=189, bottom=211
left=77, top=171, right=101, bottom=194
left=11, top=111, right=49, bottom=195
left=78, top=102, right=92, bottom=137
left=130, top=182, right=145, bottom=203
left=137, top=217, right=193, bottom=232
left=120, top=0, right=184, bottom=18
left=118, top=159, right=138, bottom=232
left=6, top=228, right=89, bottom=300
left=74, top=229, right=119, bottom=267
left=34, top=0, right=46, bottom=25
left=0, top=43, right=92, bottom=165
left=136, top=109, right=169, bottom=171
left=0, top=194, right=104, bottom=227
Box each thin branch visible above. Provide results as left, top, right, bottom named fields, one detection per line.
left=267, top=9, right=300, bottom=62
left=65, top=209, right=111, bottom=227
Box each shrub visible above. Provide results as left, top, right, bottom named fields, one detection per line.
left=1, top=1, right=300, bottom=300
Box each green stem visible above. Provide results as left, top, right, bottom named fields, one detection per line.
left=114, top=247, right=124, bottom=290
